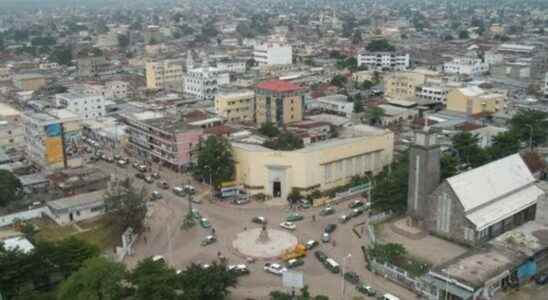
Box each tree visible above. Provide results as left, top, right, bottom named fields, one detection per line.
left=458, top=30, right=470, bottom=39
left=488, top=131, right=521, bottom=160
left=351, top=30, right=362, bottom=45
left=369, top=243, right=407, bottom=263
left=361, top=80, right=374, bottom=90
left=263, top=131, right=304, bottom=151
left=0, top=170, right=23, bottom=207
left=371, top=151, right=409, bottom=212
left=452, top=132, right=489, bottom=168
left=194, top=136, right=235, bottom=188
left=104, top=178, right=148, bottom=233
left=510, top=109, right=548, bottom=147
left=58, top=257, right=126, bottom=300
left=49, top=46, right=73, bottom=66
left=117, top=33, right=130, bottom=49
left=287, top=189, right=302, bottom=206
left=366, top=39, right=395, bottom=52
left=330, top=75, right=348, bottom=88
left=366, top=107, right=384, bottom=126
left=440, top=154, right=459, bottom=180
left=259, top=122, right=280, bottom=138
left=353, top=95, right=364, bottom=113
left=178, top=261, right=238, bottom=300
left=130, top=258, right=178, bottom=300
left=245, top=58, right=255, bottom=71
left=270, top=286, right=329, bottom=300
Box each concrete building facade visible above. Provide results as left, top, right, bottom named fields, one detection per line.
left=215, top=89, right=255, bottom=123
left=253, top=43, right=293, bottom=66
left=184, top=67, right=230, bottom=100
left=55, top=92, right=107, bottom=120
left=446, top=87, right=506, bottom=115
left=357, top=51, right=410, bottom=71
left=315, top=94, right=353, bottom=118
left=254, top=80, right=304, bottom=126
left=13, top=73, right=47, bottom=91
left=145, top=60, right=184, bottom=92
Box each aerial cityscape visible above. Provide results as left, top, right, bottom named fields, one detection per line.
left=0, top=0, right=548, bottom=299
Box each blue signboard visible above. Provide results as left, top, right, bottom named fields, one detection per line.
left=45, top=123, right=62, bottom=137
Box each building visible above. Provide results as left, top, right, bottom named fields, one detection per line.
left=46, top=190, right=106, bottom=225
left=446, top=87, right=506, bottom=115
left=315, top=94, right=353, bottom=118
left=384, top=70, right=439, bottom=101
left=255, top=80, right=304, bottom=126
left=544, top=72, right=548, bottom=100
left=121, top=111, right=221, bottom=170
left=253, top=42, right=293, bottom=66
left=232, top=125, right=393, bottom=199
left=144, top=25, right=162, bottom=44
left=1, top=236, right=34, bottom=254
left=23, top=110, right=83, bottom=171
left=13, top=73, right=47, bottom=91
left=377, top=104, right=419, bottom=126
left=184, top=67, right=230, bottom=100
left=215, top=88, right=255, bottom=123
left=469, top=126, right=508, bottom=148
left=0, top=66, right=10, bottom=81
left=357, top=51, right=410, bottom=71
left=145, top=60, right=184, bottom=92
left=443, top=55, right=489, bottom=77
left=76, top=53, right=109, bottom=78
left=55, top=92, right=107, bottom=120
left=69, top=81, right=129, bottom=100
left=216, top=60, right=247, bottom=74
left=0, top=119, right=24, bottom=150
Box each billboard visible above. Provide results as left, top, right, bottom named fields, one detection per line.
left=45, top=137, right=63, bottom=164
left=45, top=123, right=62, bottom=138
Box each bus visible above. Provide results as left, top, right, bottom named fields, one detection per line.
left=324, top=258, right=340, bottom=273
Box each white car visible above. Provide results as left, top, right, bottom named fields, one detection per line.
left=280, top=221, right=296, bottom=231
left=264, top=262, right=287, bottom=275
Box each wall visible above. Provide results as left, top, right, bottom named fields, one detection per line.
left=49, top=206, right=105, bottom=226
left=446, top=90, right=469, bottom=113
left=0, top=207, right=49, bottom=227
left=175, top=129, right=203, bottom=166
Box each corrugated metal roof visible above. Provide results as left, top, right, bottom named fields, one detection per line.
left=447, top=154, right=534, bottom=212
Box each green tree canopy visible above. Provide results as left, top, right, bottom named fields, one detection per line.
left=459, top=30, right=470, bottom=39
left=117, top=33, right=130, bottom=49
left=366, top=39, right=395, bottom=52
left=130, top=258, right=179, bottom=300
left=263, top=131, right=304, bottom=151
left=330, top=74, right=348, bottom=88
left=178, top=261, right=238, bottom=300
left=351, top=30, right=362, bottom=45
left=452, top=132, right=489, bottom=168
left=366, top=107, right=384, bottom=126
left=371, top=151, right=409, bottom=212
left=353, top=95, right=364, bottom=113
left=440, top=153, right=459, bottom=180
left=509, top=109, right=548, bottom=147
left=58, top=256, right=126, bottom=300
left=259, top=122, right=280, bottom=138
left=49, top=46, right=73, bottom=66
left=194, top=136, right=235, bottom=187
left=488, top=131, right=521, bottom=160
left=104, top=178, right=148, bottom=233
left=0, top=169, right=23, bottom=207
left=369, top=243, right=407, bottom=263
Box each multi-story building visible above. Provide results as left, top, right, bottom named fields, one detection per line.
left=215, top=88, right=255, bottom=123
left=544, top=72, right=548, bottom=100
left=216, top=60, right=247, bottom=74
left=443, top=54, right=488, bottom=77
left=145, top=60, right=184, bottom=92
left=253, top=43, right=293, bottom=66
left=357, top=51, right=410, bottom=71
left=415, top=80, right=462, bottom=105
left=13, top=73, right=47, bottom=91
left=55, top=92, right=107, bottom=120
left=0, top=66, right=10, bottom=82
left=121, top=110, right=222, bottom=170
left=384, top=69, right=440, bottom=101
left=184, top=67, right=230, bottom=101
left=255, top=80, right=304, bottom=126
left=315, top=94, right=353, bottom=118
left=144, top=25, right=162, bottom=44
left=0, top=103, right=23, bottom=150
left=446, top=86, right=506, bottom=115
left=70, top=81, right=129, bottom=100
left=76, top=53, right=110, bottom=78
left=23, top=110, right=83, bottom=171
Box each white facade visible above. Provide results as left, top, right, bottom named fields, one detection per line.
left=70, top=81, right=129, bottom=100
left=357, top=51, right=410, bottom=71
left=416, top=84, right=449, bottom=104
left=184, top=67, right=230, bottom=100
left=216, top=61, right=246, bottom=73
left=55, top=92, right=106, bottom=120
left=315, top=94, right=353, bottom=118
left=443, top=56, right=488, bottom=76
left=253, top=43, right=293, bottom=65
left=544, top=72, right=548, bottom=99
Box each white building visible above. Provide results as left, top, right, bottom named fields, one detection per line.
left=357, top=51, right=410, bottom=71
left=46, top=190, right=106, bottom=225
left=443, top=55, right=488, bottom=77
left=315, top=94, right=354, bottom=118
left=470, top=126, right=508, bottom=148
left=253, top=43, right=293, bottom=66
left=69, top=81, right=129, bottom=100
left=184, top=67, right=230, bottom=101
left=216, top=60, right=247, bottom=73
left=544, top=72, right=548, bottom=100
left=415, top=80, right=463, bottom=105
left=55, top=92, right=107, bottom=120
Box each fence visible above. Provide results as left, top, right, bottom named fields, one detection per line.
left=370, top=259, right=437, bottom=300
left=0, top=207, right=49, bottom=227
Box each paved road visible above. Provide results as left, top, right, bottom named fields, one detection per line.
left=94, top=158, right=418, bottom=300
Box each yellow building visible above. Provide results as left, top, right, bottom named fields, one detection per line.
left=145, top=60, right=184, bottom=92
left=446, top=87, right=506, bottom=115
left=13, top=73, right=47, bottom=91
left=255, top=80, right=304, bottom=126
left=232, top=125, right=394, bottom=199
left=215, top=89, right=255, bottom=123
left=384, top=69, right=441, bottom=101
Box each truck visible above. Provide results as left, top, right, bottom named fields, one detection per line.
left=280, top=244, right=307, bottom=261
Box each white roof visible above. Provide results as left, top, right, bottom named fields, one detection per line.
left=447, top=154, right=535, bottom=212
left=2, top=236, right=34, bottom=253
left=466, top=184, right=543, bottom=231
left=459, top=86, right=484, bottom=97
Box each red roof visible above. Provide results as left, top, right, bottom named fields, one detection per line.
left=256, top=80, right=302, bottom=93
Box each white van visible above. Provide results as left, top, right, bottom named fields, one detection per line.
left=382, top=293, right=400, bottom=300
left=324, top=258, right=340, bottom=273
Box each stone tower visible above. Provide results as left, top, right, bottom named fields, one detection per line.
left=407, top=125, right=441, bottom=222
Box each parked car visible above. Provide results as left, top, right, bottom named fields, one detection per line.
left=350, top=207, right=365, bottom=217
left=232, top=197, right=250, bottom=205
left=286, top=212, right=304, bottom=222
left=344, top=272, right=360, bottom=285
left=132, top=162, right=140, bottom=169
left=228, top=264, right=249, bottom=276
left=305, top=240, right=319, bottom=250
left=339, top=214, right=351, bottom=224
left=252, top=216, right=267, bottom=225
left=264, top=263, right=287, bottom=275
left=137, top=164, right=147, bottom=172
left=286, top=258, right=304, bottom=269
left=157, top=181, right=169, bottom=190
left=319, top=206, right=336, bottom=216
left=151, top=172, right=161, bottom=179
left=152, top=255, right=165, bottom=262
left=280, top=221, right=296, bottom=231
left=324, top=223, right=337, bottom=233
left=191, top=197, right=202, bottom=204
left=299, top=199, right=311, bottom=209
left=322, top=232, right=331, bottom=243
left=173, top=186, right=185, bottom=196
left=201, top=235, right=217, bottom=246
left=535, top=273, right=548, bottom=285
left=151, top=191, right=162, bottom=200
left=144, top=176, right=154, bottom=183
left=356, top=283, right=376, bottom=296
left=117, top=159, right=128, bottom=167
left=315, top=251, right=328, bottom=262
left=184, top=185, right=195, bottom=194
left=135, top=173, right=145, bottom=180
left=101, top=154, right=114, bottom=163
left=191, top=209, right=201, bottom=220
left=200, top=218, right=211, bottom=229
left=349, top=199, right=364, bottom=209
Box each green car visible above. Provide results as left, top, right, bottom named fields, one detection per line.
left=319, top=206, right=336, bottom=216
left=356, top=283, right=376, bottom=296
left=191, top=209, right=201, bottom=220
left=200, top=218, right=211, bottom=229
left=286, top=258, right=304, bottom=269
left=299, top=199, right=311, bottom=209
left=286, top=213, right=304, bottom=222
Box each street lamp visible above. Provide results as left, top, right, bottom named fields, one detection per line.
left=341, top=253, right=352, bottom=300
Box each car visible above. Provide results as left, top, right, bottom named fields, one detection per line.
left=314, top=250, right=328, bottom=262
left=191, top=209, right=201, bottom=220
left=137, top=164, right=147, bottom=172
left=232, top=197, right=250, bottom=205
left=173, top=186, right=185, bottom=196
left=305, top=240, right=319, bottom=250
left=252, top=216, right=267, bottom=225
left=151, top=172, right=161, bottom=179
left=319, top=206, right=336, bottom=216
left=184, top=185, right=195, bottom=194
left=200, top=218, right=211, bottom=229
left=299, top=199, right=311, bottom=209
left=151, top=191, right=162, bottom=200
left=101, top=154, right=114, bottom=163
left=200, top=235, right=217, bottom=246
left=157, top=181, right=169, bottom=190
left=286, top=212, right=304, bottom=222
left=280, top=221, right=296, bottom=231
left=228, top=264, right=250, bottom=276
left=349, top=199, right=364, bottom=209
left=144, top=176, right=154, bottom=183
left=132, top=162, right=141, bottom=169
left=324, top=223, right=337, bottom=233
left=135, top=173, right=145, bottom=180
left=344, top=272, right=360, bottom=285
left=286, top=258, right=304, bottom=269
left=356, top=283, right=376, bottom=296
left=322, top=232, right=331, bottom=243
left=113, top=154, right=122, bottom=160
left=152, top=255, right=165, bottom=262
left=264, top=263, right=287, bottom=275
left=339, top=214, right=351, bottom=224
left=116, top=159, right=128, bottom=167
left=350, top=207, right=365, bottom=217
left=191, top=197, right=202, bottom=204
left=535, top=273, right=548, bottom=285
